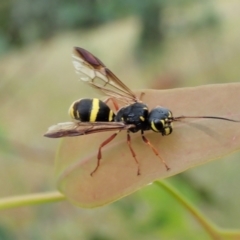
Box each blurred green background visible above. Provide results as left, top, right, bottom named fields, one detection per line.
left=1, top=0, right=240, bottom=239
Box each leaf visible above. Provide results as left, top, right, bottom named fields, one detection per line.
left=54, top=83, right=240, bottom=208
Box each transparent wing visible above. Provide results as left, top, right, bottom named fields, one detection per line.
left=72, top=47, right=138, bottom=104
left=44, top=121, right=135, bottom=138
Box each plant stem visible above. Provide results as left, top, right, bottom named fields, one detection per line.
left=155, top=180, right=222, bottom=239
left=0, top=191, right=66, bottom=210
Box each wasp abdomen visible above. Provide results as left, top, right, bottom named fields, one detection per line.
left=148, top=107, right=173, bottom=135
left=69, top=98, right=115, bottom=122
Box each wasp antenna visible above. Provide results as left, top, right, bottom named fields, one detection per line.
left=173, top=116, right=240, bottom=122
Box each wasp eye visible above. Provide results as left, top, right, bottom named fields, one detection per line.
left=149, top=119, right=163, bottom=133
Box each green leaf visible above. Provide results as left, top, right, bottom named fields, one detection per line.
left=54, top=83, right=240, bottom=208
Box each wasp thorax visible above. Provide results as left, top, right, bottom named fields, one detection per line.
left=148, top=107, right=173, bottom=135
left=115, top=102, right=149, bottom=132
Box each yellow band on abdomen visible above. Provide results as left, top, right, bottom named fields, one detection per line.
left=90, top=98, right=99, bottom=122
left=108, top=110, right=114, bottom=122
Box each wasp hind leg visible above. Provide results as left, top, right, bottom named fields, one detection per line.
left=91, top=131, right=119, bottom=176
left=141, top=130, right=170, bottom=171
left=103, top=97, right=120, bottom=111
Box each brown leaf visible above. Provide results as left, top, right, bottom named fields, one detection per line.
left=54, top=83, right=240, bottom=208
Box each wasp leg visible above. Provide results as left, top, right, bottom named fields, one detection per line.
left=91, top=131, right=119, bottom=176
left=104, top=97, right=120, bottom=111
left=127, top=131, right=140, bottom=175
left=141, top=131, right=170, bottom=171
left=139, top=92, right=145, bottom=101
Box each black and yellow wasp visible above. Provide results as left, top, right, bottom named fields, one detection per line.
left=44, top=47, right=239, bottom=176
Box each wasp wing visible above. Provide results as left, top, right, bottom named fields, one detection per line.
left=44, top=121, right=135, bottom=138
left=72, top=47, right=138, bottom=104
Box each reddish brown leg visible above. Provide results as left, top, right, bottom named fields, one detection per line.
left=91, top=132, right=119, bottom=176
left=104, top=97, right=119, bottom=111
left=127, top=131, right=140, bottom=175
left=141, top=131, right=170, bottom=171
left=139, top=92, right=145, bottom=101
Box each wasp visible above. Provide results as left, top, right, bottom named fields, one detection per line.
left=44, top=47, right=240, bottom=176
